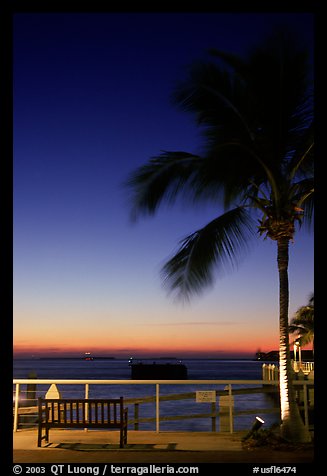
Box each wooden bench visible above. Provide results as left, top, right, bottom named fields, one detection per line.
left=37, top=397, right=128, bottom=448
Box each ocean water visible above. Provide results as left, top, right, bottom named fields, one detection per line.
left=13, top=358, right=280, bottom=431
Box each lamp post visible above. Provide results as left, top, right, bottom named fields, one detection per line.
left=298, top=341, right=302, bottom=369
left=293, top=342, right=297, bottom=366
left=294, top=340, right=301, bottom=371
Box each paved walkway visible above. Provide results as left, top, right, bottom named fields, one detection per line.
left=13, top=429, right=314, bottom=463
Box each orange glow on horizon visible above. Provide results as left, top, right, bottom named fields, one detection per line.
left=13, top=333, right=312, bottom=358
left=13, top=306, right=283, bottom=359
left=13, top=337, right=283, bottom=359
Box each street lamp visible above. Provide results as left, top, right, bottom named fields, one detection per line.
left=297, top=341, right=302, bottom=369
left=294, top=340, right=301, bottom=371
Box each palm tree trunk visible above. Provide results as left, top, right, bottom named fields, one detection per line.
left=277, top=238, right=311, bottom=442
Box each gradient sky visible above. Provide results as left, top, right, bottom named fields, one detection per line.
left=13, top=12, right=314, bottom=359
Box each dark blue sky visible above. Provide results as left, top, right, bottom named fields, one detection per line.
left=13, top=12, right=314, bottom=358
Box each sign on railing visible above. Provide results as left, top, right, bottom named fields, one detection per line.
left=195, top=390, right=216, bottom=402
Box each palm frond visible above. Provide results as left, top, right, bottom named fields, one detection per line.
left=124, top=152, right=202, bottom=220
left=161, top=207, right=255, bottom=300
left=208, top=48, right=248, bottom=75
left=290, top=178, right=314, bottom=231
left=288, top=121, right=314, bottom=179
left=171, top=60, right=256, bottom=151
left=289, top=293, right=314, bottom=348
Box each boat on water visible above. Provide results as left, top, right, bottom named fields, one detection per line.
left=128, top=357, right=188, bottom=379
left=83, top=352, right=94, bottom=361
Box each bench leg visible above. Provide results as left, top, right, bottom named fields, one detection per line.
left=37, top=425, right=50, bottom=447
left=120, top=423, right=128, bottom=448
left=37, top=426, right=42, bottom=447
left=121, top=408, right=128, bottom=447
left=119, top=426, right=128, bottom=448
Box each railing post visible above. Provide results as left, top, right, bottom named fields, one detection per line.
left=26, top=372, right=37, bottom=406
left=228, top=384, right=233, bottom=433
left=219, top=384, right=234, bottom=433
left=134, top=403, right=139, bottom=430
left=303, top=382, right=309, bottom=429
left=211, top=401, right=216, bottom=432
left=13, top=383, right=20, bottom=432
left=156, top=384, right=160, bottom=433
left=85, top=383, right=89, bottom=430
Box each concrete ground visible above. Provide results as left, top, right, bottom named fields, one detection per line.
left=13, top=429, right=314, bottom=464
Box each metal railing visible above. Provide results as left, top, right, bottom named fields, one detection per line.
left=13, top=378, right=314, bottom=433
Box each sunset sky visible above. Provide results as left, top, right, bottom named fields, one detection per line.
left=13, top=11, right=314, bottom=359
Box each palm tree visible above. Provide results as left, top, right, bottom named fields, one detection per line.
left=125, top=28, right=313, bottom=442
left=289, top=293, right=314, bottom=353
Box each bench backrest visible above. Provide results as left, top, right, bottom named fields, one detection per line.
left=38, top=397, right=125, bottom=426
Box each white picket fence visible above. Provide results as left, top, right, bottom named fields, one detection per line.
left=262, top=362, right=314, bottom=381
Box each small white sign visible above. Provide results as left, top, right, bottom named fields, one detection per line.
left=196, top=390, right=216, bottom=403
